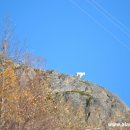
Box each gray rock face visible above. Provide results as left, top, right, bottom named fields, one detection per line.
left=46, top=70, right=130, bottom=129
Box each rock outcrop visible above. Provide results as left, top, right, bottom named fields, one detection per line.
left=1, top=56, right=130, bottom=129
left=46, top=70, right=130, bottom=130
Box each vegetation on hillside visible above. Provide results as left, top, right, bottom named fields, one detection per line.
left=0, top=19, right=86, bottom=130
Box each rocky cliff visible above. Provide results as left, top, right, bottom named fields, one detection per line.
left=46, top=70, right=130, bottom=130
left=0, top=57, right=130, bottom=130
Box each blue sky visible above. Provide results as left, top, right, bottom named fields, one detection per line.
left=0, top=0, right=130, bottom=106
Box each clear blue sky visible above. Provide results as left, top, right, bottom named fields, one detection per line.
left=0, top=0, right=130, bottom=106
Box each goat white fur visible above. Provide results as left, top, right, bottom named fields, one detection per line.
left=76, top=72, right=85, bottom=78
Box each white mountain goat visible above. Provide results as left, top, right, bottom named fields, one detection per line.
left=76, top=72, right=85, bottom=78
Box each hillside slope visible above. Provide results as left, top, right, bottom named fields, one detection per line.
left=0, top=58, right=130, bottom=130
